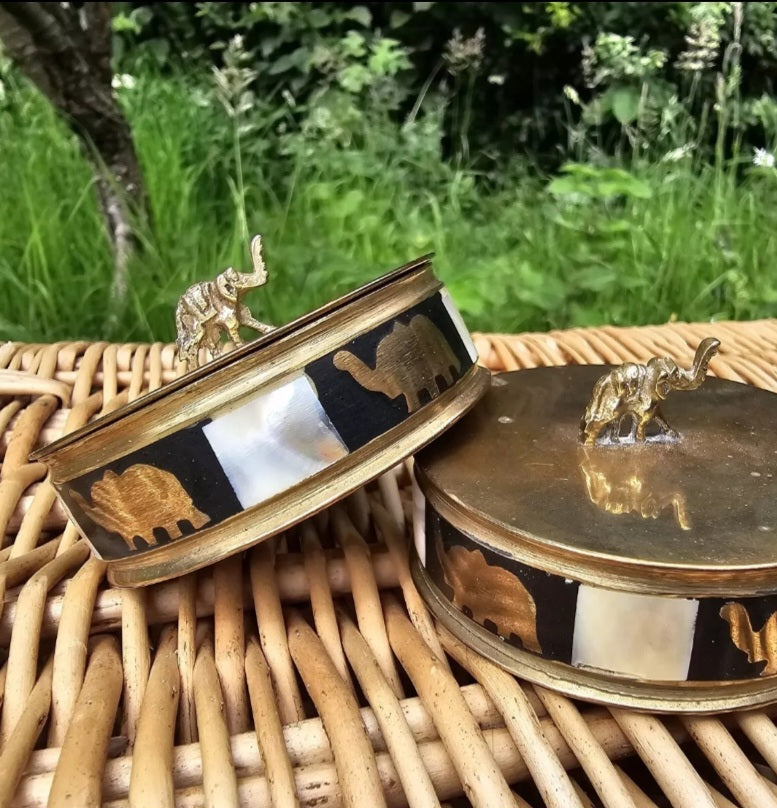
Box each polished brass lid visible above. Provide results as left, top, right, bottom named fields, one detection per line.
left=415, top=364, right=777, bottom=597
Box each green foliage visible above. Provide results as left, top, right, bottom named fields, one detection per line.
left=2, top=64, right=777, bottom=342
left=3, top=2, right=777, bottom=343
left=108, top=2, right=777, bottom=163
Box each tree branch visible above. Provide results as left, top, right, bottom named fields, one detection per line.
left=0, top=1, right=149, bottom=305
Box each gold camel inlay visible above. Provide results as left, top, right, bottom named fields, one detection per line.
left=580, top=337, right=720, bottom=446
left=437, top=537, right=542, bottom=654
left=72, top=464, right=211, bottom=552
left=333, top=314, right=460, bottom=413
left=720, top=602, right=777, bottom=676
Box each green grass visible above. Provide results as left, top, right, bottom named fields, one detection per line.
left=2, top=71, right=777, bottom=344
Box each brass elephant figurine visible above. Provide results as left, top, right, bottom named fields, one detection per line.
left=580, top=337, right=720, bottom=446
left=175, top=234, right=274, bottom=369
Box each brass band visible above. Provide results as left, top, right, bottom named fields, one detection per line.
left=34, top=258, right=489, bottom=586
left=412, top=553, right=777, bottom=713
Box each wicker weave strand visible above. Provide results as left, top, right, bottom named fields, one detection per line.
left=2, top=319, right=777, bottom=807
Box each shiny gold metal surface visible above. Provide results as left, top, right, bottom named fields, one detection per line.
left=412, top=557, right=777, bottom=713
left=71, top=465, right=211, bottom=551
left=580, top=338, right=720, bottom=445
left=109, top=364, right=488, bottom=586
left=579, top=446, right=691, bottom=530
left=416, top=367, right=777, bottom=597
left=175, top=234, right=274, bottom=369
left=434, top=531, right=541, bottom=654
left=720, top=603, right=777, bottom=676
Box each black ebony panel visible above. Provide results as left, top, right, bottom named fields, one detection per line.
left=688, top=595, right=777, bottom=681
left=426, top=502, right=777, bottom=682
left=65, top=421, right=242, bottom=560
left=306, top=291, right=474, bottom=451
left=425, top=507, right=580, bottom=662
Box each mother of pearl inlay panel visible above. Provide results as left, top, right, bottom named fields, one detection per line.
left=572, top=585, right=699, bottom=681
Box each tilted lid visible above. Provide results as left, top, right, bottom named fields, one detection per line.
left=31, top=243, right=490, bottom=586
left=415, top=359, right=777, bottom=597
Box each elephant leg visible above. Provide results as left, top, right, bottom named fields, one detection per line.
left=238, top=304, right=274, bottom=334
left=524, top=625, right=541, bottom=655
left=651, top=408, right=678, bottom=440
left=180, top=320, right=204, bottom=360
left=183, top=339, right=202, bottom=368
left=403, top=390, right=421, bottom=413
left=121, top=534, right=138, bottom=552
left=223, top=317, right=243, bottom=346
left=162, top=520, right=183, bottom=541
left=203, top=321, right=228, bottom=355
left=582, top=419, right=604, bottom=446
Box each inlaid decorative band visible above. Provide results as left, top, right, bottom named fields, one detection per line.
left=59, top=290, right=477, bottom=561
left=417, top=498, right=777, bottom=683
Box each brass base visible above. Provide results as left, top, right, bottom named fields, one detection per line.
left=108, top=365, right=490, bottom=586
left=411, top=554, right=777, bottom=713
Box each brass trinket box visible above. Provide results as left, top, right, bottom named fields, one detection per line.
left=413, top=342, right=777, bottom=711
left=33, top=248, right=489, bottom=586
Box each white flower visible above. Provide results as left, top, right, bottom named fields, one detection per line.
left=111, top=73, right=136, bottom=91
left=753, top=147, right=775, bottom=168
left=487, top=74, right=505, bottom=85
left=662, top=144, right=693, bottom=162
left=563, top=85, right=581, bottom=105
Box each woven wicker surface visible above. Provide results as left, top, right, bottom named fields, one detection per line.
left=2, top=320, right=777, bottom=808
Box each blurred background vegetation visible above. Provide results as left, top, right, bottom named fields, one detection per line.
left=2, top=1, right=777, bottom=342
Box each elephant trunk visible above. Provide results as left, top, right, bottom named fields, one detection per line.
left=237, top=234, right=269, bottom=289
left=234, top=268, right=266, bottom=289
left=673, top=337, right=720, bottom=390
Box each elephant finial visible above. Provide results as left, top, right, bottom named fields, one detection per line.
left=580, top=337, right=720, bottom=446
left=175, top=234, right=275, bottom=370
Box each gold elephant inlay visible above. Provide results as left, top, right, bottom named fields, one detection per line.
left=720, top=603, right=777, bottom=676
left=334, top=314, right=460, bottom=413
left=437, top=538, right=542, bottom=654
left=580, top=337, right=720, bottom=446
left=72, top=464, right=211, bottom=552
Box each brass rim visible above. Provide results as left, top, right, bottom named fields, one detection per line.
left=32, top=254, right=434, bottom=463
left=411, top=554, right=777, bottom=713
left=415, top=472, right=777, bottom=597
left=108, top=365, right=490, bottom=586
left=42, top=263, right=441, bottom=479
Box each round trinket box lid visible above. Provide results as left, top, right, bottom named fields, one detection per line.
left=416, top=364, right=777, bottom=597
left=412, top=351, right=777, bottom=711
left=33, top=250, right=489, bottom=586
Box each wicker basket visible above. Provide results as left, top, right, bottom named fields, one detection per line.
left=2, top=321, right=777, bottom=808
